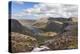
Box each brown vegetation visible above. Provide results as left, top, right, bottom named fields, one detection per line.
left=11, top=32, right=38, bottom=53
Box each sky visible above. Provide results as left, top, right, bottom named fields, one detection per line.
left=10, top=1, right=78, bottom=19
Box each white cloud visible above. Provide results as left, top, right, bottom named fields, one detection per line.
left=13, top=1, right=24, bottom=5
left=12, top=3, right=78, bottom=19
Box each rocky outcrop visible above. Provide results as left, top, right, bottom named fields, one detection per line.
left=11, top=32, right=38, bottom=53
left=43, top=27, right=78, bottom=50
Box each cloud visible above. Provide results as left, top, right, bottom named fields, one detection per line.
left=12, top=1, right=24, bottom=5
left=25, top=3, right=78, bottom=18
left=12, top=3, right=78, bottom=19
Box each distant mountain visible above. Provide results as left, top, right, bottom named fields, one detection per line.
left=18, top=19, right=36, bottom=26
left=32, top=17, right=69, bottom=32
left=10, top=17, right=77, bottom=35
left=9, top=19, right=43, bottom=36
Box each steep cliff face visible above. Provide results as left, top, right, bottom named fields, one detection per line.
left=10, top=19, right=24, bottom=32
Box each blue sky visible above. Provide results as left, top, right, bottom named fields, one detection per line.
left=10, top=1, right=78, bottom=19
left=12, top=1, right=39, bottom=14
left=11, top=1, right=40, bottom=20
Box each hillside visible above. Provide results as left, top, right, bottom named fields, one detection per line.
left=18, top=19, right=36, bottom=26
left=32, top=17, right=69, bottom=33
left=9, top=17, right=78, bottom=52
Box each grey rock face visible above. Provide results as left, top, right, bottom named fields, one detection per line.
left=10, top=19, right=23, bottom=32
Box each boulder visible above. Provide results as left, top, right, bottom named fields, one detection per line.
left=11, top=32, right=38, bottom=53
left=43, top=31, right=78, bottom=50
